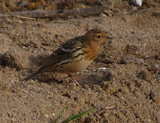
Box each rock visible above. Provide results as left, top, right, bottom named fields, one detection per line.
left=26, top=2, right=37, bottom=10
left=129, top=0, right=143, bottom=6
left=124, top=44, right=140, bottom=55
left=152, top=11, right=160, bottom=18
left=138, top=70, right=151, bottom=81
left=138, top=70, right=148, bottom=80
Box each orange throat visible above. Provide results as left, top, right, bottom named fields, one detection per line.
left=83, top=47, right=99, bottom=60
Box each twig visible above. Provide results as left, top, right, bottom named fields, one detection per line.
left=0, top=5, right=111, bottom=19
left=2, top=0, right=11, bottom=23
left=14, top=15, right=36, bottom=20
left=98, top=0, right=104, bottom=5
left=0, top=14, right=36, bottom=20
left=1, top=0, right=35, bottom=20
left=105, top=106, right=115, bottom=110
left=99, top=106, right=115, bottom=114
left=3, top=3, right=14, bottom=16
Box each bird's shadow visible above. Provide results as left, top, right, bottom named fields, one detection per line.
left=28, top=53, right=50, bottom=67
left=37, top=77, right=63, bottom=85
left=77, top=72, right=112, bottom=88
left=24, top=54, right=63, bottom=84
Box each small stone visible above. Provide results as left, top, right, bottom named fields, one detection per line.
left=78, top=98, right=85, bottom=105
left=92, top=85, right=103, bottom=92
left=152, top=11, right=160, bottom=18
left=138, top=70, right=147, bottom=80
left=129, top=0, right=143, bottom=6
left=26, top=2, right=37, bottom=10
left=18, top=1, right=28, bottom=7
left=124, top=44, right=140, bottom=55
left=105, top=84, right=118, bottom=94
left=149, top=90, right=156, bottom=102
left=83, top=84, right=90, bottom=89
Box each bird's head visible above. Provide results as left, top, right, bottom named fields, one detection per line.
left=84, top=29, right=112, bottom=51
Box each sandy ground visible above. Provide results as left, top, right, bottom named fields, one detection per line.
left=0, top=1, right=160, bottom=123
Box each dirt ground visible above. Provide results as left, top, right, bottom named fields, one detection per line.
left=0, top=0, right=160, bottom=123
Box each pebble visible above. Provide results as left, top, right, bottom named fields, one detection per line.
left=129, top=0, right=143, bottom=6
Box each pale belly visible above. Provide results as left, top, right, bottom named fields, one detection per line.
left=55, top=57, right=93, bottom=73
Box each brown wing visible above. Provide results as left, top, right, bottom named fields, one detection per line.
left=41, top=36, right=84, bottom=68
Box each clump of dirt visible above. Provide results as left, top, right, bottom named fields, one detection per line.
left=0, top=51, right=30, bottom=71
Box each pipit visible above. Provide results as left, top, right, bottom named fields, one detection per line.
left=24, top=29, right=112, bottom=86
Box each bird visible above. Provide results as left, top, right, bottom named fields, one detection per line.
left=23, top=29, right=112, bottom=86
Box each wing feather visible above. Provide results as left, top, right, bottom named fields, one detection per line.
left=41, top=36, right=84, bottom=68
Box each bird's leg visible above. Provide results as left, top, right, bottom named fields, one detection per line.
left=67, top=73, right=81, bottom=86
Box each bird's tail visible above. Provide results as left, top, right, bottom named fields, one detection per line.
left=23, top=71, right=40, bottom=81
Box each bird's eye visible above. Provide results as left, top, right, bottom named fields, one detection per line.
left=97, top=35, right=101, bottom=38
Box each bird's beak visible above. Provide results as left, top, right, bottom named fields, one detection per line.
left=107, top=36, right=113, bottom=39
